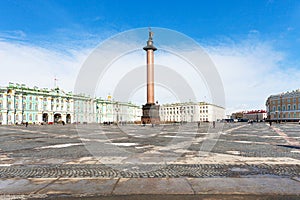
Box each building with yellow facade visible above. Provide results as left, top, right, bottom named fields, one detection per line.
left=266, top=89, right=300, bottom=122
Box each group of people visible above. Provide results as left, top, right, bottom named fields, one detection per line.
left=198, top=121, right=216, bottom=128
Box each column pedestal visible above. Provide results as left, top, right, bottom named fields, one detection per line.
left=141, top=103, right=160, bottom=124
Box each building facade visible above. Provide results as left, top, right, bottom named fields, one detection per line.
left=95, top=99, right=142, bottom=124
left=266, top=89, right=300, bottom=122
left=243, top=110, right=267, bottom=121
left=231, top=110, right=267, bottom=122
left=159, top=102, right=225, bottom=123
left=0, top=83, right=141, bottom=125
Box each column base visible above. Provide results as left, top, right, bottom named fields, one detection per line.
left=141, top=103, right=160, bottom=124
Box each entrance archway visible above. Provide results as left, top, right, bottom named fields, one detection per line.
left=42, top=113, right=48, bottom=123
left=66, top=114, right=71, bottom=124
left=54, top=113, right=62, bottom=123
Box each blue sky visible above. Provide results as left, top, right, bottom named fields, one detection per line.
left=0, top=0, right=300, bottom=112
left=1, top=0, right=299, bottom=49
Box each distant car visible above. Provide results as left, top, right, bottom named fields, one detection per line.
left=233, top=119, right=238, bottom=123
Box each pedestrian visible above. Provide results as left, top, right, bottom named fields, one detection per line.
left=213, top=121, right=215, bottom=128
left=25, top=122, right=28, bottom=127
left=198, top=121, right=200, bottom=128
left=269, top=121, right=272, bottom=126
left=62, top=121, right=65, bottom=126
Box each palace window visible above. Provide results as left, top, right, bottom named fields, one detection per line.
left=282, top=105, right=286, bottom=111
left=288, top=105, right=291, bottom=111
left=293, top=104, right=296, bottom=110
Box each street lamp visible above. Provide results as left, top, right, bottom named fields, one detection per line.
left=96, top=104, right=99, bottom=123
left=115, top=103, right=120, bottom=125
left=180, top=106, right=185, bottom=125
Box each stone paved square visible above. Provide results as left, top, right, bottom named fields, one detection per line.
left=0, top=122, right=299, bottom=199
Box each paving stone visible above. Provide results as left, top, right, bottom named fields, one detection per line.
left=0, top=178, right=56, bottom=195
left=113, top=178, right=194, bottom=195
left=36, top=178, right=118, bottom=195
left=188, top=177, right=300, bottom=195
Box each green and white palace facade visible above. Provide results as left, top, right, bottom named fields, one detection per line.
left=0, top=83, right=142, bottom=125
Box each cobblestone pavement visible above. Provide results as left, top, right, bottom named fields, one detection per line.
left=0, top=164, right=299, bottom=178
left=0, top=122, right=299, bottom=178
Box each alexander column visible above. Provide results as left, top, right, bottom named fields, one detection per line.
left=141, top=29, right=160, bottom=124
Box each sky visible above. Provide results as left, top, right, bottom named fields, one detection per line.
left=0, top=0, right=300, bottom=114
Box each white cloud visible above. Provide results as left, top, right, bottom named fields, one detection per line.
left=205, top=40, right=300, bottom=114
left=1, top=37, right=299, bottom=115
left=0, top=41, right=89, bottom=92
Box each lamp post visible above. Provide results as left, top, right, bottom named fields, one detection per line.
left=6, top=90, right=10, bottom=125
left=180, top=106, right=185, bottom=125
left=13, top=92, right=16, bottom=124
left=115, top=103, right=120, bottom=125
left=96, top=104, right=99, bottom=123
